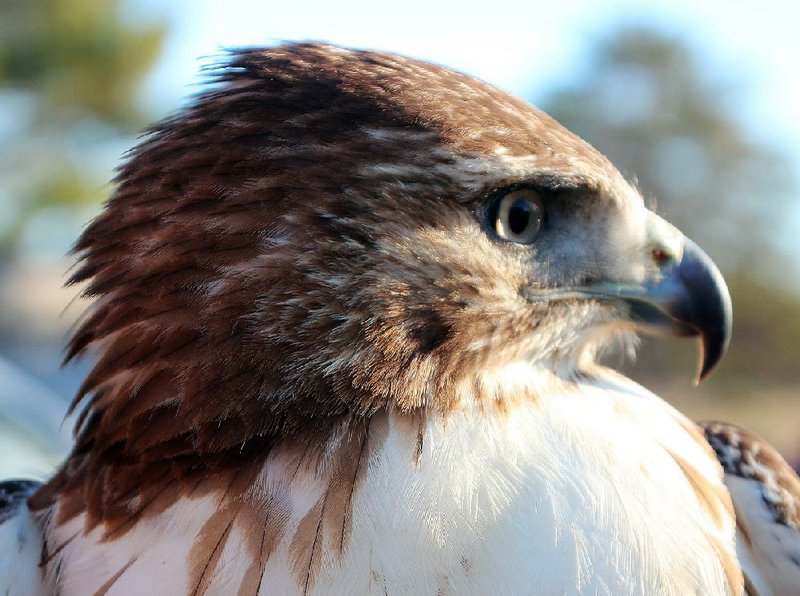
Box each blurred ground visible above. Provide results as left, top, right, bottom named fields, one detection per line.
left=660, top=382, right=800, bottom=468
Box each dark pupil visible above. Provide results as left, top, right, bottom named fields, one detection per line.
left=508, top=199, right=532, bottom=235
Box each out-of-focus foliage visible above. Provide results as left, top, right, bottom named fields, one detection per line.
left=539, top=27, right=800, bottom=391
left=0, top=0, right=166, bottom=257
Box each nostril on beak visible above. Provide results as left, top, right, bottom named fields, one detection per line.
left=645, top=212, right=685, bottom=270
left=651, top=248, right=672, bottom=267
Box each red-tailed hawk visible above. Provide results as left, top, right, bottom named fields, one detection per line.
left=1, top=43, right=798, bottom=595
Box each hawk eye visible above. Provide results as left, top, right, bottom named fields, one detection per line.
left=491, top=188, right=544, bottom=244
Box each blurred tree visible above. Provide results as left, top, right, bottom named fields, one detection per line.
left=537, top=27, right=800, bottom=390
left=0, top=0, right=166, bottom=257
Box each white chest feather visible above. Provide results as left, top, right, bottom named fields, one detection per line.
left=42, top=366, right=739, bottom=595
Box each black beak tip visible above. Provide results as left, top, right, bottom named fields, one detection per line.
left=696, top=334, right=728, bottom=384
left=681, top=239, right=733, bottom=384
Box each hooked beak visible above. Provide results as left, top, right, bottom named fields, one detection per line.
left=525, top=234, right=732, bottom=382
left=599, top=239, right=733, bottom=382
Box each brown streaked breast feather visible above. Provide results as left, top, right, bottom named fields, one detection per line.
left=91, top=556, right=137, bottom=596
left=287, top=415, right=389, bottom=593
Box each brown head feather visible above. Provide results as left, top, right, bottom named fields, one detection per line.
left=31, top=43, right=630, bottom=529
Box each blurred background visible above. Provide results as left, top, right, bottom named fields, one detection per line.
left=0, top=0, right=798, bottom=478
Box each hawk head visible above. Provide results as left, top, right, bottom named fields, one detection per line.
left=38, top=43, right=731, bottom=522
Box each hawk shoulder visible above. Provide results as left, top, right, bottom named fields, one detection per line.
left=702, top=421, right=800, bottom=595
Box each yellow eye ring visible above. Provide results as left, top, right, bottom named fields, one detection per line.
left=493, top=188, right=544, bottom=244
